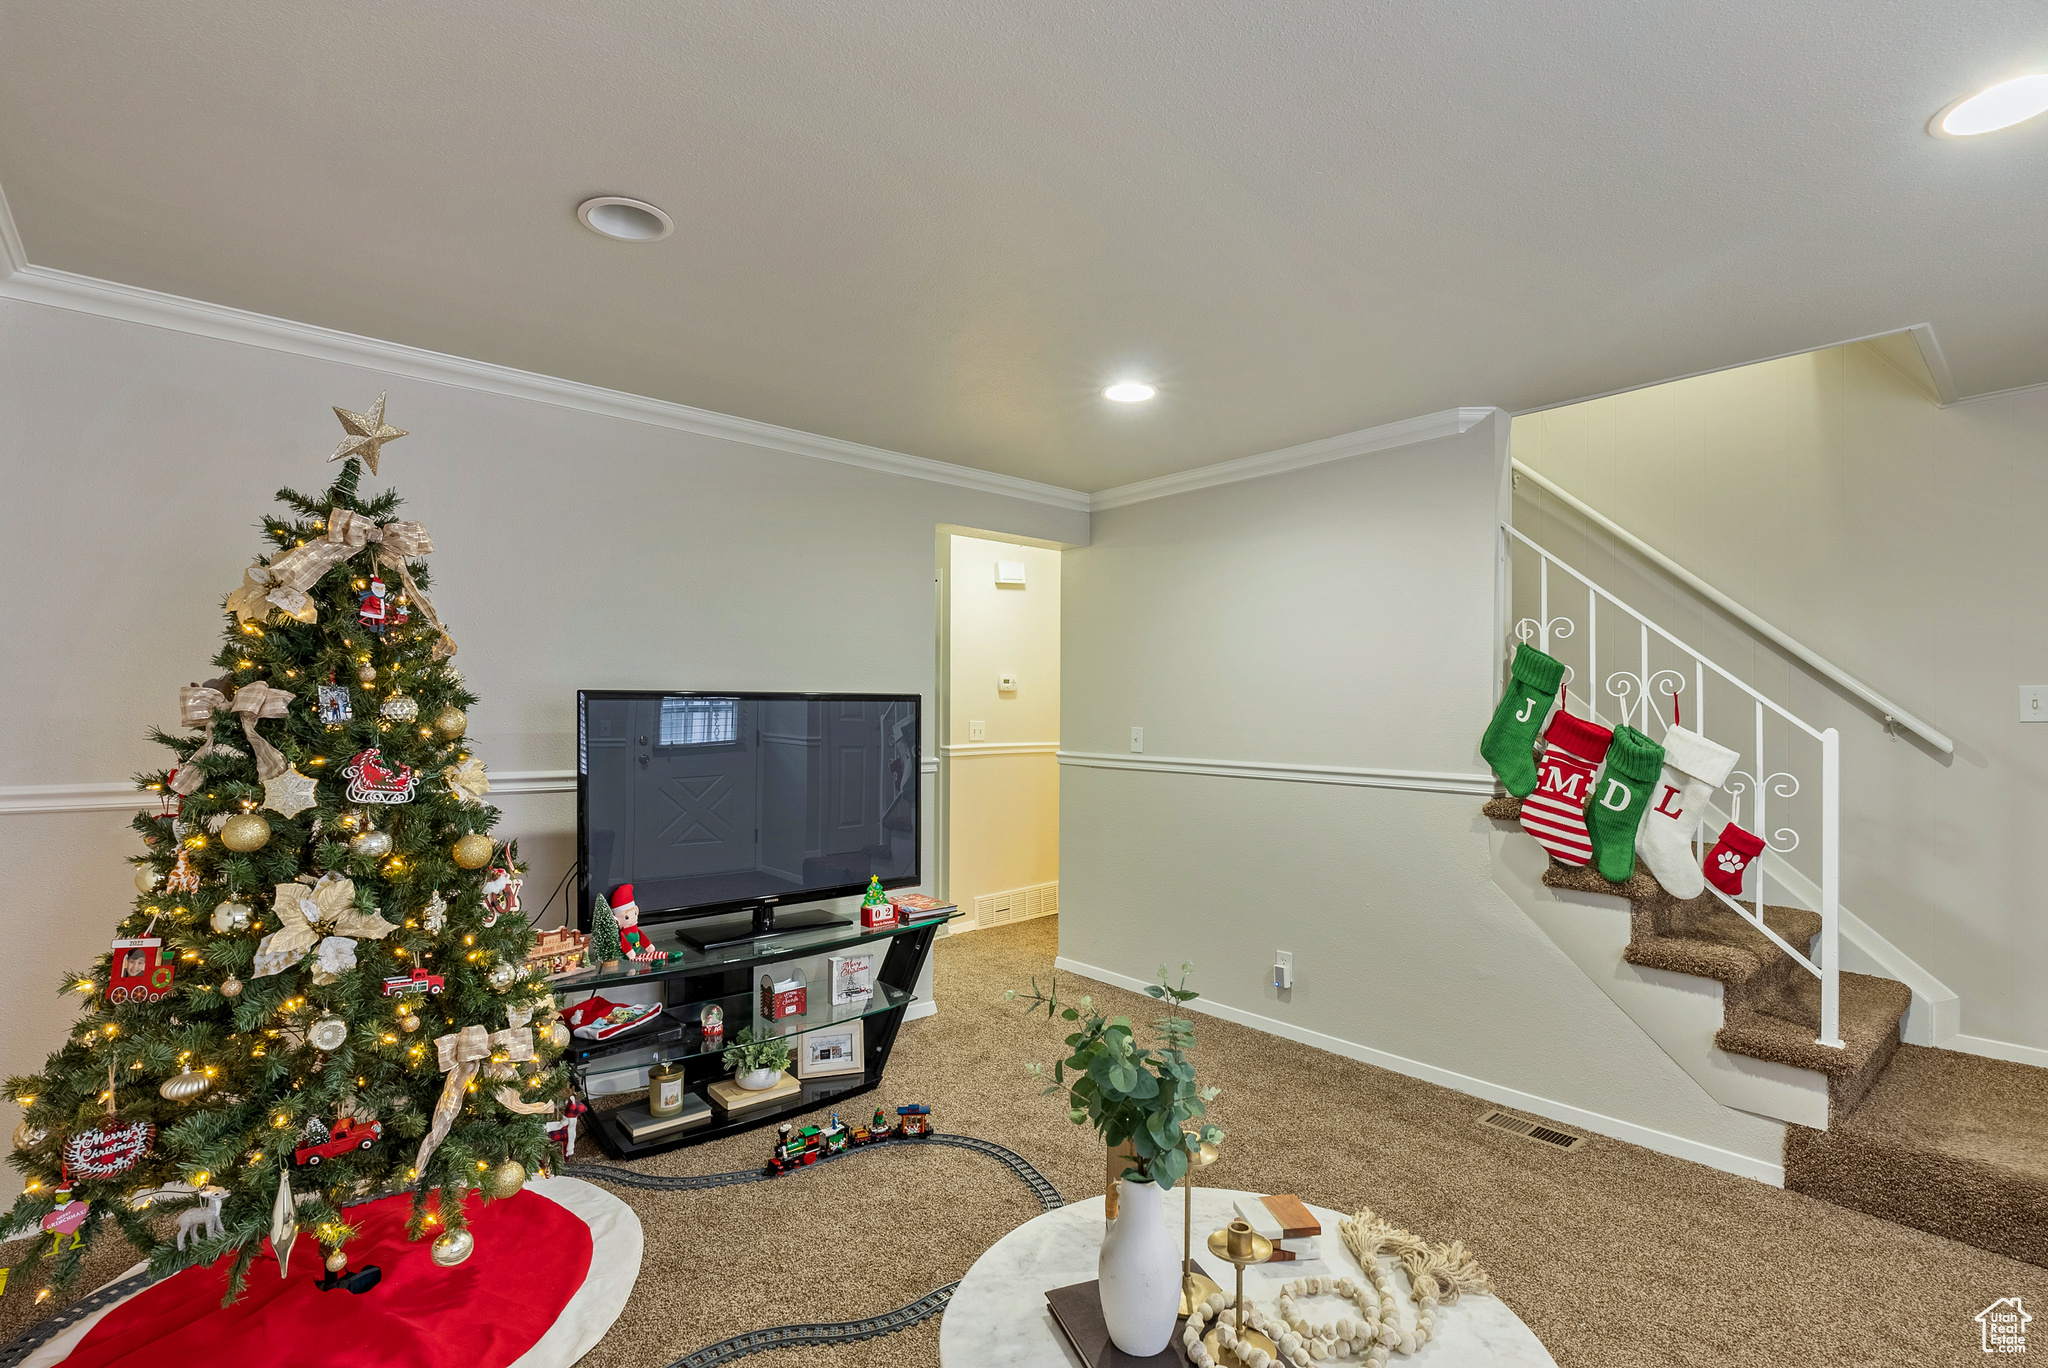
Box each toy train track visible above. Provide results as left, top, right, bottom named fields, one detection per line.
left=0, top=1269, right=157, bottom=1368
left=563, top=1131, right=1064, bottom=1212
left=569, top=1131, right=1063, bottom=1367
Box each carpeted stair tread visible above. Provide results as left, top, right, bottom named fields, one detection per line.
left=1787, top=1045, right=2048, bottom=1267
left=1622, top=903, right=1820, bottom=987
left=1481, top=795, right=1522, bottom=821
left=1716, top=971, right=1911, bottom=1109
left=1539, top=856, right=1663, bottom=903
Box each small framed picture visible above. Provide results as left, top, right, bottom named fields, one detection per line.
left=317, top=685, right=353, bottom=724
left=794, top=1021, right=864, bottom=1080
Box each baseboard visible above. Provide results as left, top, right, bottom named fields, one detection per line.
left=1053, top=955, right=1786, bottom=1187
left=1948, top=1033, right=2048, bottom=1068
left=904, top=1000, right=939, bottom=1023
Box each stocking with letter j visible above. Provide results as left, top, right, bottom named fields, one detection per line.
left=1480, top=644, right=1565, bottom=797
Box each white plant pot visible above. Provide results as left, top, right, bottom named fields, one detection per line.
left=736, top=1068, right=781, bottom=1091
left=1099, top=1176, right=1179, bottom=1355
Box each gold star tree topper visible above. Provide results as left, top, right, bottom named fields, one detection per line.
left=328, top=392, right=408, bottom=475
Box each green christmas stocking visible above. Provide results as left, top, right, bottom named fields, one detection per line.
left=1585, top=725, right=1666, bottom=882
left=1480, top=644, right=1567, bottom=797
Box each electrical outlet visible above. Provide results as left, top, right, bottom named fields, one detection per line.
left=1130, top=726, right=1144, bottom=753
left=1274, top=951, right=1294, bottom=991
left=969, top=720, right=987, bottom=741
left=2024, top=686, right=2048, bottom=723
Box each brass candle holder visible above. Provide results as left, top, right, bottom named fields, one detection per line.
left=1202, top=1218, right=1276, bottom=1360
left=1178, top=1139, right=1224, bottom=1317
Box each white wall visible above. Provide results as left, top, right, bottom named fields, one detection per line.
left=944, top=534, right=1060, bottom=924
left=1513, top=342, right=2048, bottom=1060
left=0, top=295, right=1087, bottom=1105
left=1057, top=410, right=1786, bottom=1176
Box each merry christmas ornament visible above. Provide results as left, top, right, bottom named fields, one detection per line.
left=62, top=1121, right=155, bottom=1179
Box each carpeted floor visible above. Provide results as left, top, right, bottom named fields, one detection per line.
left=5, top=917, right=2044, bottom=1366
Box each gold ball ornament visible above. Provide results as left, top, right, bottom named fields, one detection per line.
left=325, top=1248, right=349, bottom=1273
left=210, top=901, right=252, bottom=934
left=220, top=812, right=272, bottom=852
left=451, top=833, right=493, bottom=869
left=159, top=1069, right=213, bottom=1102
left=309, top=1015, right=349, bottom=1051
left=357, top=662, right=377, bottom=684
left=487, top=1159, right=527, bottom=1199
left=430, top=1228, right=474, bottom=1267
left=134, top=866, right=162, bottom=895
left=350, top=828, right=393, bottom=859
left=399, top=1012, right=421, bottom=1033
left=547, top=1019, right=569, bottom=1050
left=220, top=977, right=244, bottom=999
left=431, top=706, right=468, bottom=741
left=13, top=1120, right=46, bottom=1150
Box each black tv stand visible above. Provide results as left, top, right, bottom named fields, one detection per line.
left=677, top=901, right=851, bottom=952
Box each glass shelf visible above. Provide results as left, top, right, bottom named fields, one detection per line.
left=574, top=981, right=915, bottom=1080
left=550, top=911, right=957, bottom=993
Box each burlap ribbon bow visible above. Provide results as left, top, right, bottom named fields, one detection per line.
left=252, top=875, right=398, bottom=981
left=414, top=1024, right=537, bottom=1174
left=171, top=680, right=289, bottom=794
left=227, top=508, right=455, bottom=657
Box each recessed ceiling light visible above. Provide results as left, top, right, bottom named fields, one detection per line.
left=576, top=196, right=673, bottom=241
left=1931, top=74, right=2048, bottom=137
left=1104, top=381, right=1156, bottom=403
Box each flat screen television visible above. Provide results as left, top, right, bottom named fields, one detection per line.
left=577, top=691, right=921, bottom=950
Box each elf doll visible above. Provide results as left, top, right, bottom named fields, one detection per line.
left=608, top=884, right=665, bottom=962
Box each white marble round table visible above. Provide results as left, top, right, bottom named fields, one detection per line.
left=941, top=1188, right=1554, bottom=1367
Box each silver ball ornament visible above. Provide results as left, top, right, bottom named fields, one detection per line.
left=380, top=692, right=420, bottom=722
left=309, top=1015, right=349, bottom=1052
left=135, top=866, right=162, bottom=895
left=350, top=828, right=393, bottom=859
left=487, top=961, right=518, bottom=991
left=210, top=901, right=252, bottom=934
left=160, top=1069, right=213, bottom=1102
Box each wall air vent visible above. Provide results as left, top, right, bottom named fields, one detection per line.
left=1474, top=1109, right=1588, bottom=1152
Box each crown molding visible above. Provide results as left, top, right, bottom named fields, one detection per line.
left=0, top=263, right=1091, bottom=514
left=1088, top=407, right=1499, bottom=512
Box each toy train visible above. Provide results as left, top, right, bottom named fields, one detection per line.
left=767, top=1103, right=932, bottom=1174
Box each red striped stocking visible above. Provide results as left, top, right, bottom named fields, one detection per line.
left=1521, top=708, right=1614, bottom=866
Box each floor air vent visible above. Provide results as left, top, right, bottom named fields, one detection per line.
left=1475, top=1109, right=1588, bottom=1152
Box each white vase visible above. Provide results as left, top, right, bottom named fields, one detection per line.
left=736, top=1068, right=780, bottom=1091
left=1099, top=1177, right=1179, bottom=1355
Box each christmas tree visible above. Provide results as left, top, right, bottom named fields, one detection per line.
left=4, top=396, right=570, bottom=1298
left=586, top=894, right=621, bottom=967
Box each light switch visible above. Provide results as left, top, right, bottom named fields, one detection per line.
left=1130, top=726, right=1144, bottom=753
left=969, top=720, right=987, bottom=741
left=998, top=673, right=1018, bottom=692
left=2023, top=687, right=2048, bottom=723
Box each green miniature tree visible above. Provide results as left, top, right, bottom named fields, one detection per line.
left=587, top=894, right=621, bottom=965
left=3, top=397, right=570, bottom=1299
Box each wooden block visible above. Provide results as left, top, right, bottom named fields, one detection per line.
left=1260, top=1193, right=1321, bottom=1240
left=705, top=1071, right=801, bottom=1114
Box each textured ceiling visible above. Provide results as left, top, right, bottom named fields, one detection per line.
left=2, top=2, right=2045, bottom=491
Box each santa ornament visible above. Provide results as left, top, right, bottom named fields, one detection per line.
left=1519, top=707, right=1611, bottom=867
left=607, top=886, right=663, bottom=962
left=355, top=578, right=409, bottom=636
left=482, top=861, right=523, bottom=929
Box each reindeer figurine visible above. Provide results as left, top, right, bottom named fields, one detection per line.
left=174, top=1186, right=228, bottom=1250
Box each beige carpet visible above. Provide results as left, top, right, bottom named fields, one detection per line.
left=5, top=917, right=2044, bottom=1366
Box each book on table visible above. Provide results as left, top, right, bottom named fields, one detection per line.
left=1044, top=1279, right=1193, bottom=1366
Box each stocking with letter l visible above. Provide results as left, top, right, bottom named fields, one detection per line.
left=1636, top=724, right=1741, bottom=899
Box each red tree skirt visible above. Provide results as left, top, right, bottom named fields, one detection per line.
left=42, top=1182, right=612, bottom=1368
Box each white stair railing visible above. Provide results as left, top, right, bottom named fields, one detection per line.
left=1503, top=523, right=1844, bottom=1050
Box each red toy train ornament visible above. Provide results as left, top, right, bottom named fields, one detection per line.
left=107, top=938, right=174, bottom=1004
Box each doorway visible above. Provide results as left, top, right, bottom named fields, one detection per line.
left=935, top=531, right=1061, bottom=933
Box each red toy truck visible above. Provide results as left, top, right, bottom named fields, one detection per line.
left=295, top=1118, right=383, bottom=1167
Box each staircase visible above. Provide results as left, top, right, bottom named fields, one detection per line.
left=1493, top=525, right=2048, bottom=1268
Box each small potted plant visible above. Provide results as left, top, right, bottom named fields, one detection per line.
left=1008, top=964, right=1224, bottom=1357
left=722, top=1027, right=794, bottom=1091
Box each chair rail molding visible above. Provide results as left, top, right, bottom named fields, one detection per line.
left=940, top=741, right=1060, bottom=756
left=1057, top=750, right=1494, bottom=796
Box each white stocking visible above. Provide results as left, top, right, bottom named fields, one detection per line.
left=1636, top=724, right=1738, bottom=900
